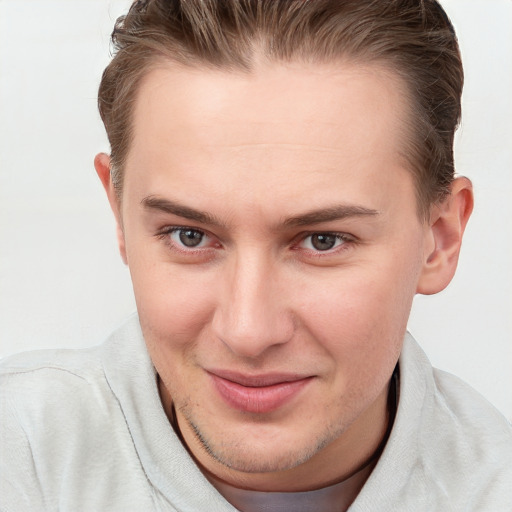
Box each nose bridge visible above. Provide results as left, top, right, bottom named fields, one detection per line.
left=213, top=247, right=293, bottom=358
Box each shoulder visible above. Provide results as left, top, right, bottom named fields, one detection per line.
left=423, top=353, right=512, bottom=461
left=0, top=344, right=115, bottom=440
left=403, top=335, right=512, bottom=508
left=0, top=313, right=143, bottom=414
left=431, top=366, right=512, bottom=440
left=355, top=335, right=512, bottom=511
left=430, top=367, right=512, bottom=475
left=0, top=320, right=160, bottom=510
left=1, top=344, right=106, bottom=398
left=0, top=313, right=146, bottom=442
left=0, top=315, right=147, bottom=445
left=0, top=344, right=104, bottom=380
left=400, top=334, right=511, bottom=441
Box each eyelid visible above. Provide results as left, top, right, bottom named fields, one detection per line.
left=156, top=226, right=356, bottom=257
left=156, top=225, right=220, bottom=251
left=293, top=231, right=356, bottom=254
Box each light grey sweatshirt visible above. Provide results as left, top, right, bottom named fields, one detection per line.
left=1, top=315, right=511, bottom=511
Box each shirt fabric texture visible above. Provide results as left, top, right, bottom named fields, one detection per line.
left=1, top=314, right=511, bottom=512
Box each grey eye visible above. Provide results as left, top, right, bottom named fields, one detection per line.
left=299, top=233, right=345, bottom=252
left=174, top=229, right=205, bottom=248
left=310, top=234, right=337, bottom=251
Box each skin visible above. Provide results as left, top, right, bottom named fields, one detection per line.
left=96, top=60, right=473, bottom=492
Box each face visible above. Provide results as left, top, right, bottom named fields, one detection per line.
left=108, top=61, right=435, bottom=489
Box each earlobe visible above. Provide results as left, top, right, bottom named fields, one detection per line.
left=416, top=177, right=474, bottom=295
left=94, top=153, right=128, bottom=265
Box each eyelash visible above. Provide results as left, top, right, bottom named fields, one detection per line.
left=156, top=226, right=218, bottom=254
left=156, top=226, right=356, bottom=257
left=295, top=232, right=355, bottom=255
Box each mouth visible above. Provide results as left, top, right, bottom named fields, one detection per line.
left=207, top=370, right=314, bottom=414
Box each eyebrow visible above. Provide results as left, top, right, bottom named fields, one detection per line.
left=283, top=205, right=380, bottom=227
left=142, top=195, right=379, bottom=229
left=141, top=196, right=225, bottom=227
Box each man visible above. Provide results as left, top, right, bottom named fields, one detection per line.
left=1, top=1, right=511, bottom=510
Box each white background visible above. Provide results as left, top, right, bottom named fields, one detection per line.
left=1, top=0, right=511, bottom=420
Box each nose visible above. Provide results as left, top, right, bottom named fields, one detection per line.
left=211, top=251, right=295, bottom=359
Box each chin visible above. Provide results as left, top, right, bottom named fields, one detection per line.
left=208, top=442, right=318, bottom=474
left=187, top=414, right=341, bottom=474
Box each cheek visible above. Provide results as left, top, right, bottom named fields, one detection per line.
left=129, top=254, right=217, bottom=349
left=297, top=257, right=419, bottom=376
left=300, top=281, right=401, bottom=358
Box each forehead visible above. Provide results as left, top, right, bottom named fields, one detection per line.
left=131, top=59, right=409, bottom=148
left=124, top=60, right=415, bottom=220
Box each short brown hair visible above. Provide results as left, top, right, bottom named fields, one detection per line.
left=98, top=0, right=463, bottom=218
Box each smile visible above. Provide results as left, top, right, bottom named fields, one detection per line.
left=208, top=371, right=314, bottom=414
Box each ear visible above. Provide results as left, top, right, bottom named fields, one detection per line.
left=416, top=177, right=474, bottom=295
left=94, top=153, right=128, bottom=265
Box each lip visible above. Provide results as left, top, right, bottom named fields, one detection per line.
left=208, top=370, right=313, bottom=414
